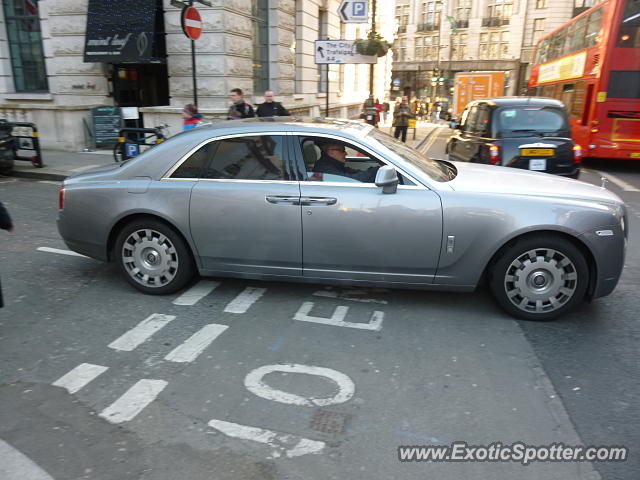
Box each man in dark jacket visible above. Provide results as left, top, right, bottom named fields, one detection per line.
left=256, top=91, right=290, bottom=117
left=0, top=201, right=13, bottom=308
left=312, top=143, right=378, bottom=183
left=227, top=88, right=255, bottom=120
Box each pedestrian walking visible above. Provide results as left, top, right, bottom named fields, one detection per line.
left=227, top=88, right=255, bottom=120
left=382, top=100, right=390, bottom=124
left=0, top=201, right=14, bottom=308
left=256, top=90, right=290, bottom=117
left=393, top=96, right=415, bottom=143
left=181, top=104, right=203, bottom=130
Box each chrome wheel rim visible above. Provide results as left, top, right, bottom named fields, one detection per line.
left=121, top=229, right=178, bottom=288
left=503, top=248, right=578, bottom=314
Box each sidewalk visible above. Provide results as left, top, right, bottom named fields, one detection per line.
left=6, top=121, right=446, bottom=182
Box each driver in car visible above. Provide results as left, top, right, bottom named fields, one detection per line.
left=313, top=142, right=378, bottom=182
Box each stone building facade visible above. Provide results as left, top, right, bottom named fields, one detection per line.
left=0, top=0, right=394, bottom=151
left=392, top=0, right=583, bottom=98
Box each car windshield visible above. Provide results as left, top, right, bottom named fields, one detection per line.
left=495, top=107, right=568, bottom=135
left=368, top=128, right=452, bottom=182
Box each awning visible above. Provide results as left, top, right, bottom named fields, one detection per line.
left=83, top=0, right=166, bottom=63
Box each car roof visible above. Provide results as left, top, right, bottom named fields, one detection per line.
left=467, top=97, right=565, bottom=108
left=190, top=116, right=375, bottom=138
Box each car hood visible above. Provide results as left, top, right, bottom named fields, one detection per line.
left=446, top=161, right=622, bottom=204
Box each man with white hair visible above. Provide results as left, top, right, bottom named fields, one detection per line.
left=256, top=90, right=290, bottom=117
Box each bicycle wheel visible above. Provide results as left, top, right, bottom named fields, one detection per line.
left=113, top=142, right=126, bottom=162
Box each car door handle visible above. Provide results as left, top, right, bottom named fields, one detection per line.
left=265, top=195, right=300, bottom=205
left=300, top=196, right=337, bottom=206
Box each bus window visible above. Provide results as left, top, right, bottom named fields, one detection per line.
left=585, top=8, right=602, bottom=47
left=563, top=24, right=575, bottom=55
left=618, top=0, right=640, bottom=47
left=608, top=71, right=640, bottom=98
left=571, top=82, right=586, bottom=120
left=572, top=17, right=587, bottom=51
left=561, top=84, right=575, bottom=113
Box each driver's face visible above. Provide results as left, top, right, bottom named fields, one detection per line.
left=326, top=145, right=347, bottom=163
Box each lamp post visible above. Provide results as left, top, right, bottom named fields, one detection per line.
left=363, top=0, right=378, bottom=126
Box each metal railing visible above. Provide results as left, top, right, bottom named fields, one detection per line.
left=417, top=23, right=440, bottom=32
left=481, top=17, right=510, bottom=27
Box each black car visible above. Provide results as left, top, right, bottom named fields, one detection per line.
left=446, top=97, right=582, bottom=178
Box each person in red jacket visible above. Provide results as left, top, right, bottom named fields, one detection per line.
left=182, top=104, right=203, bottom=130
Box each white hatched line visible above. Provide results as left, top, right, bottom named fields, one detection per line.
left=172, top=280, right=220, bottom=305
left=37, top=247, right=88, bottom=258
left=208, top=419, right=325, bottom=459
left=99, top=379, right=167, bottom=424
left=108, top=313, right=175, bottom=352
left=588, top=169, right=640, bottom=192
left=224, top=287, right=267, bottom=313
left=52, top=363, right=108, bottom=394
left=0, top=439, right=55, bottom=480
left=69, top=164, right=100, bottom=173
left=165, top=324, right=228, bottom=363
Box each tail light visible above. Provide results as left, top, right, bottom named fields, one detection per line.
left=572, top=144, right=583, bottom=164
left=488, top=144, right=501, bottom=165
left=59, top=188, right=65, bottom=210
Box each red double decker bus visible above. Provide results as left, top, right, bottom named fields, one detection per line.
left=529, top=0, right=640, bottom=160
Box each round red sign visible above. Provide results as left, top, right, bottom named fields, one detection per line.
left=182, top=7, right=202, bottom=41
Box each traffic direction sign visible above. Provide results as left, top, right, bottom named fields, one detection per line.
left=338, top=0, right=369, bottom=23
left=182, top=6, right=203, bottom=40
left=315, top=40, right=376, bottom=64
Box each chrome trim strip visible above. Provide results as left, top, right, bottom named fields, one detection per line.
left=595, top=230, right=614, bottom=237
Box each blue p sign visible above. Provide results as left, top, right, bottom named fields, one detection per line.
left=352, top=1, right=366, bottom=16
left=126, top=143, right=139, bottom=157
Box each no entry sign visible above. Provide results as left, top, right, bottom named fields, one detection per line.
left=182, top=6, right=202, bottom=40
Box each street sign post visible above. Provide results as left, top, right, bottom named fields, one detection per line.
left=314, top=40, right=376, bottom=64
left=180, top=5, right=203, bottom=106
left=338, top=0, right=369, bottom=23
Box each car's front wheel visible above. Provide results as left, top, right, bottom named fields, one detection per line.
left=489, top=235, right=589, bottom=321
left=114, top=219, right=195, bottom=294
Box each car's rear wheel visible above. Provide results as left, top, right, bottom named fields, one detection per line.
left=114, top=219, right=195, bottom=294
left=489, top=235, right=589, bottom=321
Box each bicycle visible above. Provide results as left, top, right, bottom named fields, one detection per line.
left=113, top=124, right=170, bottom=162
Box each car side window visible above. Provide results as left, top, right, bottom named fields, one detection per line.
left=297, top=136, right=415, bottom=186
left=475, top=106, right=491, bottom=137
left=170, top=141, right=215, bottom=179
left=203, top=135, right=288, bottom=180
left=465, top=106, right=479, bottom=134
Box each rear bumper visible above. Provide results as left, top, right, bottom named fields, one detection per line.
left=505, top=159, right=580, bottom=178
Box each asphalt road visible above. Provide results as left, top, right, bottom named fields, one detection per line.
left=0, top=148, right=639, bottom=480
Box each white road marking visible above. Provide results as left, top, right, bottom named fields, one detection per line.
left=294, top=301, right=384, bottom=331
left=0, top=439, right=55, bottom=480
left=37, top=247, right=88, bottom=258
left=99, top=379, right=167, bottom=424
left=588, top=169, right=640, bottom=192
left=244, top=363, right=355, bottom=407
left=313, top=290, right=388, bottom=304
left=108, top=313, right=175, bottom=352
left=207, top=419, right=325, bottom=459
left=52, top=363, right=108, bottom=394
left=172, top=280, right=220, bottom=305
left=224, top=287, right=266, bottom=313
left=164, top=323, right=228, bottom=363
left=69, top=164, right=100, bottom=172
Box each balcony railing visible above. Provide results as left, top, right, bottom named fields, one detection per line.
left=417, top=22, right=440, bottom=32
left=481, top=17, right=510, bottom=27
left=397, top=25, right=407, bottom=34
left=456, top=19, right=469, bottom=29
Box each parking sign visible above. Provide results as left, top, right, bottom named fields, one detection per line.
left=338, top=0, right=369, bottom=23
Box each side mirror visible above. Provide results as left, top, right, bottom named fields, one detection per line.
left=375, top=165, right=399, bottom=194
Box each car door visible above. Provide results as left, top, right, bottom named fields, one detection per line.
left=451, top=105, right=478, bottom=162
left=292, top=134, right=443, bottom=285
left=180, top=133, right=302, bottom=277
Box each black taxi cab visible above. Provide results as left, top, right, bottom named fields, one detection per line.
left=446, top=97, right=582, bottom=178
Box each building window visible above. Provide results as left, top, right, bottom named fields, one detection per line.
left=420, top=1, right=441, bottom=26
left=452, top=33, right=468, bottom=60
left=415, top=37, right=424, bottom=59
left=487, top=0, right=513, bottom=20
left=396, top=4, right=410, bottom=25
left=536, top=0, right=547, bottom=8
left=317, top=9, right=328, bottom=93
left=533, top=18, right=545, bottom=44
left=2, top=0, right=48, bottom=92
left=252, top=0, right=269, bottom=94
left=479, top=33, right=489, bottom=59
left=454, top=0, right=472, bottom=27
left=500, top=31, right=509, bottom=58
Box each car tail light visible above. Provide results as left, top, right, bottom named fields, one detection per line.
left=572, top=144, right=583, bottom=164
left=489, top=144, right=501, bottom=165
left=59, top=188, right=65, bottom=210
